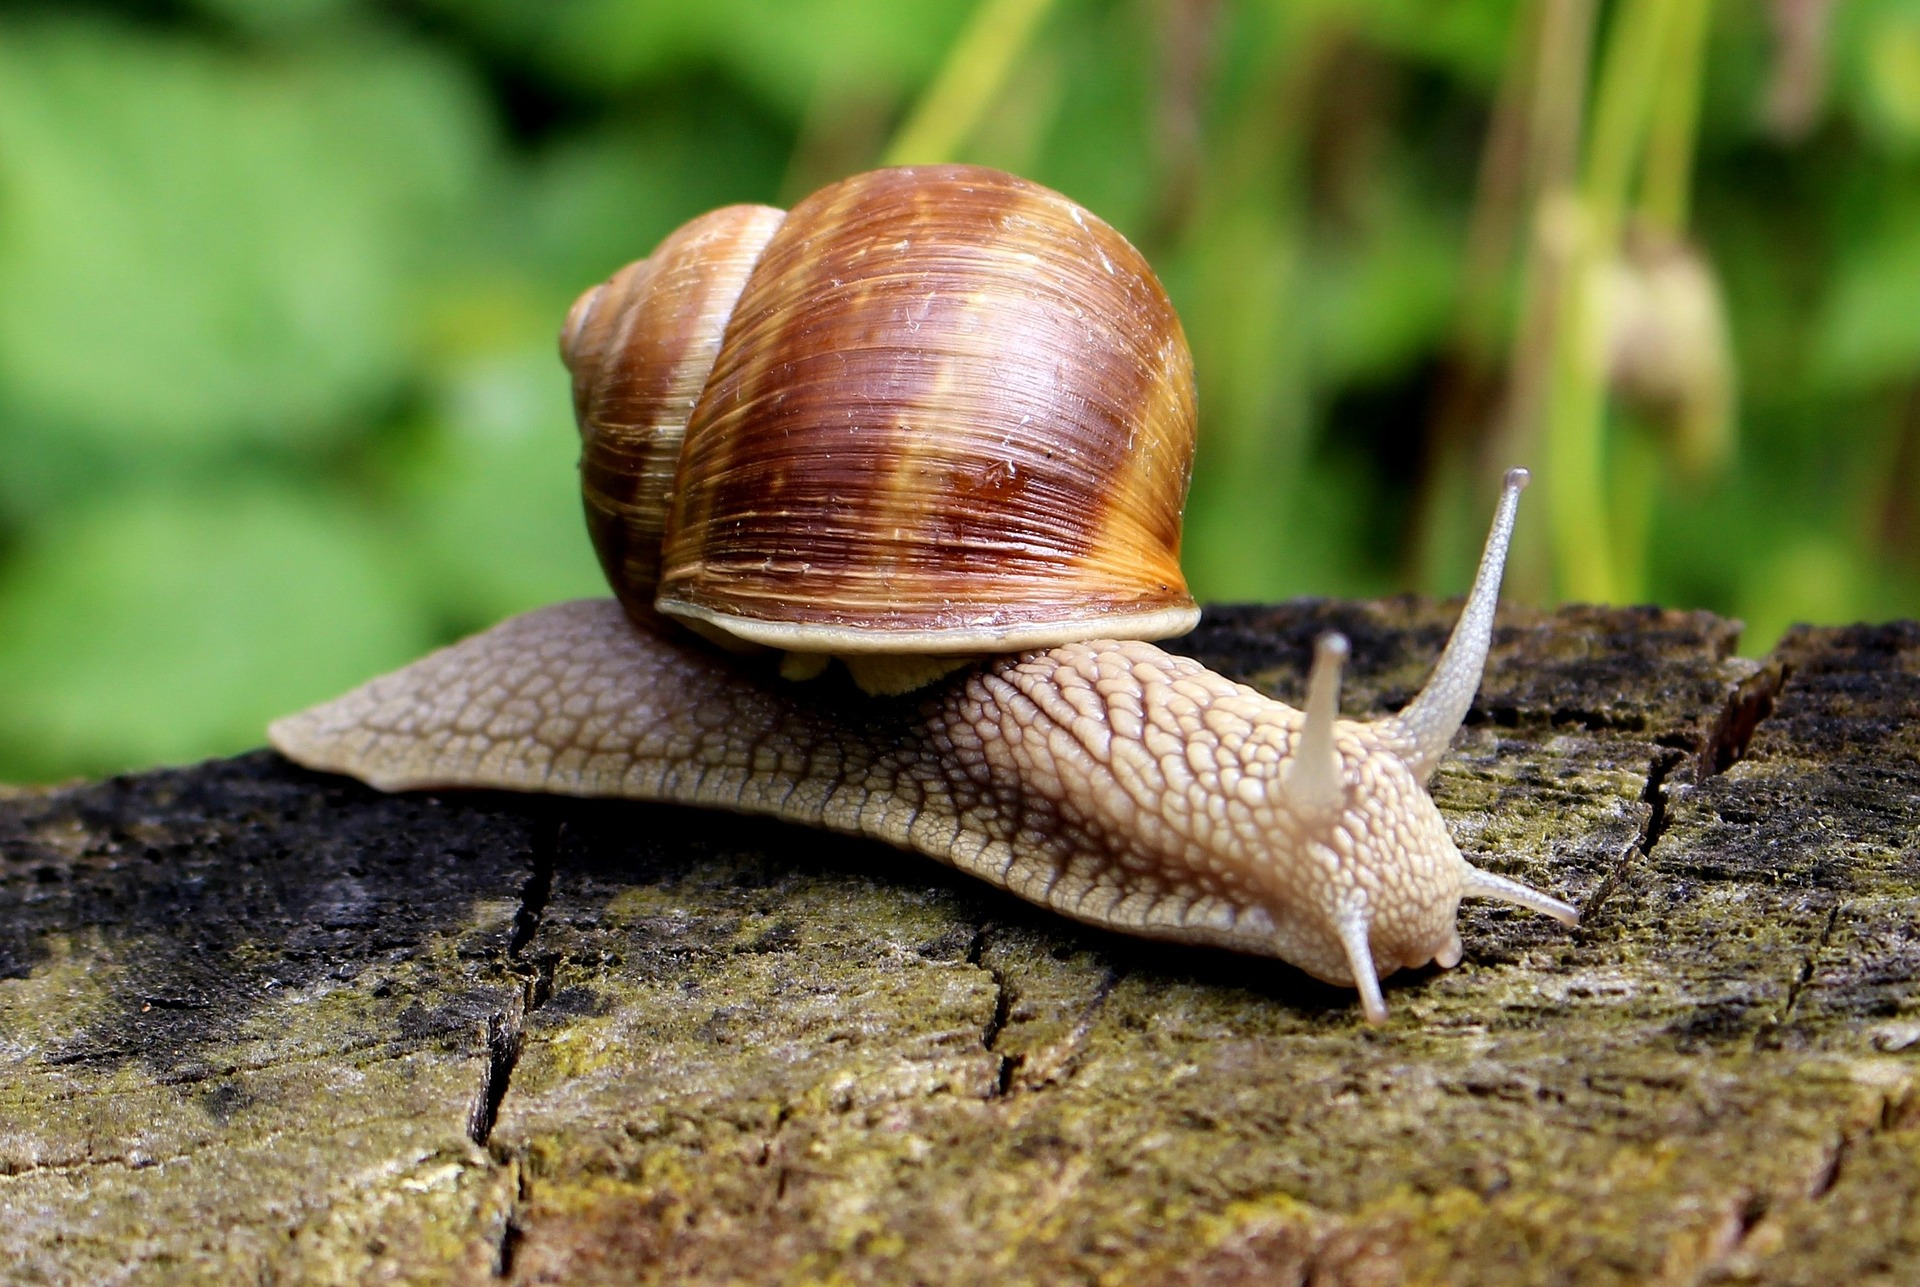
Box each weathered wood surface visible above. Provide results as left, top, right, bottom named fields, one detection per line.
left=3, top=600, right=1918, bottom=1285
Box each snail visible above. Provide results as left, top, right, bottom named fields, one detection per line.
left=269, top=165, right=1577, bottom=1024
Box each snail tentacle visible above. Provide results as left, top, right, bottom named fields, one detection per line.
left=1280, top=632, right=1348, bottom=826
left=1388, top=467, right=1530, bottom=782
left=1460, top=864, right=1581, bottom=925
left=1334, top=900, right=1388, bottom=1026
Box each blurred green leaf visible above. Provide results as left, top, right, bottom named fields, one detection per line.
left=188, top=0, right=366, bottom=39
left=0, top=17, right=486, bottom=464
left=1354, top=0, right=1524, bottom=83
left=1304, top=192, right=1459, bottom=386
left=0, top=485, right=433, bottom=780
left=394, top=341, right=608, bottom=628
left=1180, top=203, right=1312, bottom=601
left=1812, top=187, right=1920, bottom=389
left=516, top=108, right=788, bottom=295
left=1022, top=0, right=1156, bottom=232
left=1835, top=0, right=1920, bottom=149
left=420, top=0, right=974, bottom=113
left=1735, top=534, right=1867, bottom=658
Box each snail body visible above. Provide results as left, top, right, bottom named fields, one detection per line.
left=270, top=166, right=1576, bottom=1023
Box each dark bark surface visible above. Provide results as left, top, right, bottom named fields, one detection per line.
left=4, top=600, right=1918, bottom=1285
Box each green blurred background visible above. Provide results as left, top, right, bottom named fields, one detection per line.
left=0, top=0, right=1911, bottom=782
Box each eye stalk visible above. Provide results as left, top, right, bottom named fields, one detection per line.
left=1280, top=632, right=1349, bottom=827
left=1382, top=465, right=1581, bottom=923
left=1389, top=467, right=1531, bottom=782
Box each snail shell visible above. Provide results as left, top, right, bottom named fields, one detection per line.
left=559, top=165, right=1199, bottom=670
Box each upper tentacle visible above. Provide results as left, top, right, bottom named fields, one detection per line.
left=1385, top=467, right=1530, bottom=783
left=1279, top=633, right=1348, bottom=826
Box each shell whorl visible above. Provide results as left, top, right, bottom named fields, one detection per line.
left=561, top=165, right=1199, bottom=656
left=563, top=204, right=787, bottom=613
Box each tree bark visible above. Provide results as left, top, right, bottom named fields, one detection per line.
left=4, top=599, right=1917, bottom=1285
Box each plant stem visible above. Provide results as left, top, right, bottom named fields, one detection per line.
left=881, top=0, right=1059, bottom=166
left=1640, top=0, right=1714, bottom=234
left=1542, top=0, right=1677, bottom=602
left=1487, top=0, right=1597, bottom=604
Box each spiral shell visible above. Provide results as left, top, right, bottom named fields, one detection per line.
left=562, top=164, right=1199, bottom=659
left=563, top=203, right=787, bottom=606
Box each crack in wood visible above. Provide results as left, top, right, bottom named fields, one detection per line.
left=473, top=821, right=574, bottom=1273
left=962, top=925, right=1120, bottom=1098
left=467, top=1005, right=524, bottom=1147
left=508, top=819, right=561, bottom=960
left=1774, top=902, right=1843, bottom=1031
left=0, top=1117, right=349, bottom=1183
left=1807, top=1131, right=1848, bottom=1202
left=25, top=1029, right=499, bottom=1105
left=491, top=1158, right=527, bottom=1280
left=1584, top=647, right=1791, bottom=930
left=470, top=820, right=564, bottom=1148
left=765, top=1103, right=796, bottom=1209
left=1697, top=659, right=1790, bottom=778
left=1006, top=968, right=1120, bottom=1095
left=964, top=923, right=1015, bottom=1096
left=0, top=1148, right=180, bottom=1180
left=1578, top=747, right=1683, bottom=927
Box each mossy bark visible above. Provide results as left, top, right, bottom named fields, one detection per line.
left=4, top=601, right=1918, bottom=1284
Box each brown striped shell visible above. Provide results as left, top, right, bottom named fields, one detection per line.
left=560, top=165, right=1199, bottom=667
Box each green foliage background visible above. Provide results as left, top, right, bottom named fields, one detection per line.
left=0, top=0, right=1912, bottom=782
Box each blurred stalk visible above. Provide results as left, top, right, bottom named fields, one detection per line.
left=1526, top=0, right=1601, bottom=215
left=1174, top=7, right=1333, bottom=601
left=1143, top=0, right=1223, bottom=248
left=1413, top=0, right=1557, bottom=599
left=1456, top=4, right=1545, bottom=365
left=1540, top=0, right=1678, bottom=602
left=1762, top=0, right=1836, bottom=140
left=1486, top=0, right=1598, bottom=604
left=1610, top=0, right=1717, bottom=599
left=1609, top=416, right=1662, bottom=601
left=1640, top=0, right=1712, bottom=234
left=1867, top=383, right=1920, bottom=569
left=881, top=0, right=1060, bottom=165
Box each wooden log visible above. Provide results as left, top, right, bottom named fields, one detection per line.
left=3, top=600, right=1917, bottom=1284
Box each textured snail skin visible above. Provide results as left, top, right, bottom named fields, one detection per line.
left=271, top=604, right=1460, bottom=1009
left=270, top=472, right=1575, bottom=1024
